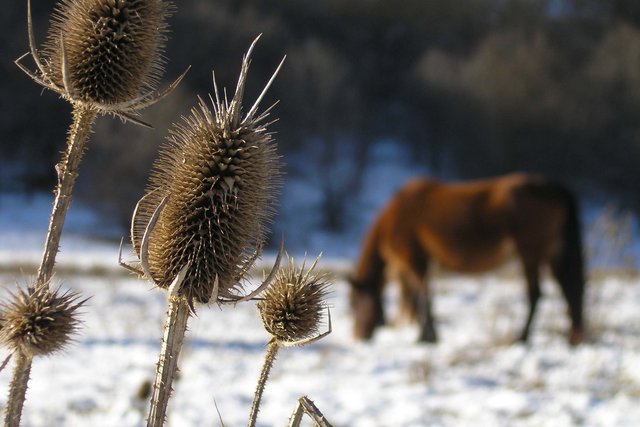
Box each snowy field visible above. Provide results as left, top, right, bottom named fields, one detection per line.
left=1, top=194, right=640, bottom=426
left=1, top=255, right=640, bottom=426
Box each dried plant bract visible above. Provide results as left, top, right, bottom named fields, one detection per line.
left=0, top=285, right=84, bottom=358
left=16, top=0, right=186, bottom=126
left=139, top=39, right=286, bottom=427
left=47, top=0, right=169, bottom=103
left=249, top=255, right=332, bottom=427
left=258, top=256, right=330, bottom=344
left=131, top=37, right=284, bottom=305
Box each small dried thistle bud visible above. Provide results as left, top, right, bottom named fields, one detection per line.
left=257, top=256, right=330, bottom=344
left=44, top=0, right=170, bottom=106
left=0, top=285, right=85, bottom=358
left=132, top=38, right=283, bottom=305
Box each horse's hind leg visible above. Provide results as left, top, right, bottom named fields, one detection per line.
left=519, top=259, right=541, bottom=343
left=417, top=283, right=437, bottom=343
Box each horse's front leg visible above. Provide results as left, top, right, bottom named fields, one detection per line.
left=397, top=245, right=435, bottom=342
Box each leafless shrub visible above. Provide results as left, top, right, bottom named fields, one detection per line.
left=586, top=203, right=638, bottom=341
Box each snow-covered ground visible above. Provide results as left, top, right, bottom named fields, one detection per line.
left=1, top=264, right=640, bottom=427
left=1, top=193, right=640, bottom=426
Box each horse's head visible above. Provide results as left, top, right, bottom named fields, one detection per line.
left=348, top=275, right=384, bottom=340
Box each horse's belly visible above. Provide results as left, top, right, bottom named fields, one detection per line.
left=431, top=237, right=515, bottom=273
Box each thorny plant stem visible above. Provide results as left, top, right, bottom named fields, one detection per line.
left=248, top=339, right=279, bottom=427
left=4, top=352, right=33, bottom=427
left=36, top=105, right=97, bottom=289
left=147, top=296, right=190, bottom=427
left=4, top=105, right=96, bottom=427
left=287, top=396, right=334, bottom=427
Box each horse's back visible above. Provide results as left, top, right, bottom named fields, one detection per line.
left=505, top=174, right=573, bottom=262
left=376, top=173, right=571, bottom=272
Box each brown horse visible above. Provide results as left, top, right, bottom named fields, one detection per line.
left=349, top=173, right=585, bottom=345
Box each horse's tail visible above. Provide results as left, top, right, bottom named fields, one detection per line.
left=560, top=188, right=585, bottom=284
left=551, top=183, right=586, bottom=344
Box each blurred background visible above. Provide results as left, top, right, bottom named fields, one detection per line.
left=1, top=0, right=639, bottom=266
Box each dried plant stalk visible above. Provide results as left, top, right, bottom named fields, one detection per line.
left=4, top=353, right=32, bottom=427
left=248, top=339, right=279, bottom=427
left=37, top=106, right=96, bottom=287
left=287, top=396, right=334, bottom=427
left=4, top=106, right=92, bottom=427
left=4, top=99, right=95, bottom=427
left=147, top=296, right=190, bottom=427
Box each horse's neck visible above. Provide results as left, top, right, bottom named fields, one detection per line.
left=354, top=221, right=385, bottom=290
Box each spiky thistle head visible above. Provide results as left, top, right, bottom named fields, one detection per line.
left=131, top=38, right=284, bottom=306
left=47, top=0, right=169, bottom=104
left=257, top=256, right=330, bottom=344
left=0, top=285, right=85, bottom=358
left=16, top=0, right=181, bottom=125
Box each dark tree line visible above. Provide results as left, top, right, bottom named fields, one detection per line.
left=2, top=0, right=640, bottom=234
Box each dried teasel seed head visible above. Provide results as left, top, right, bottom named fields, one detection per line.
left=132, top=38, right=283, bottom=305
left=0, top=285, right=85, bottom=358
left=43, top=0, right=170, bottom=106
left=257, top=256, right=330, bottom=343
